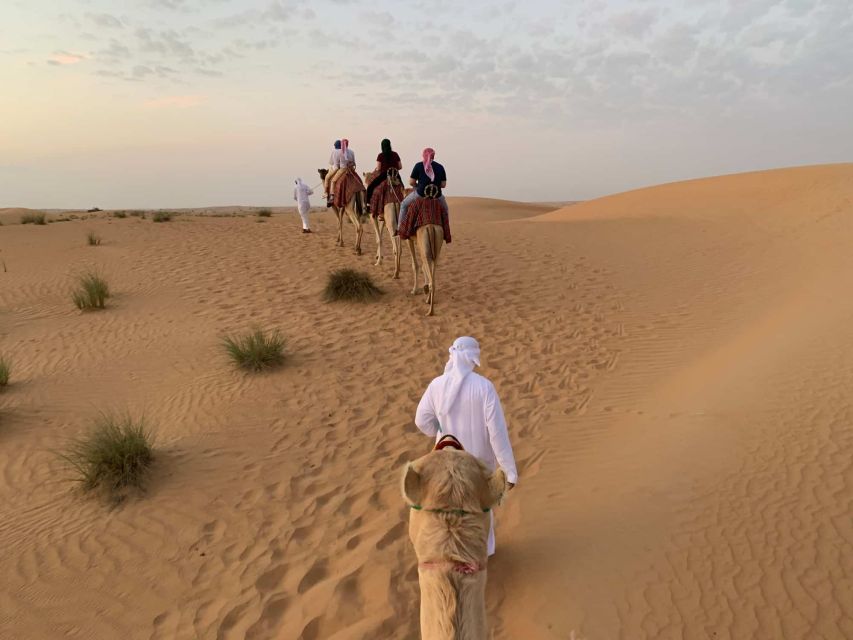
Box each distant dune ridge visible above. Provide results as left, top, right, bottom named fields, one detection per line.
left=1, top=164, right=851, bottom=638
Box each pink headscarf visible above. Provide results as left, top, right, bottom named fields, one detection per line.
left=423, top=147, right=435, bottom=181
left=341, top=138, right=349, bottom=164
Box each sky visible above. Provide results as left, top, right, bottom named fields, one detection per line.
left=0, top=0, right=851, bottom=208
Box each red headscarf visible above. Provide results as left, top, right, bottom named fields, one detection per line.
left=341, top=138, right=349, bottom=165
left=423, top=147, right=435, bottom=181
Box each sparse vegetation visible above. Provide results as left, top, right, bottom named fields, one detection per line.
left=112, top=211, right=127, bottom=219
left=0, top=356, right=10, bottom=388
left=323, top=268, right=384, bottom=302
left=222, top=327, right=286, bottom=372
left=86, top=231, right=102, bottom=246
left=21, top=212, right=46, bottom=225
left=257, top=208, right=272, bottom=217
left=152, top=212, right=172, bottom=222
left=72, top=272, right=110, bottom=310
left=61, top=413, right=154, bottom=500
left=129, top=211, right=146, bottom=219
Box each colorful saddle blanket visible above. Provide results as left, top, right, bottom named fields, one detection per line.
left=334, top=169, right=365, bottom=208
left=399, top=197, right=451, bottom=243
left=370, top=178, right=405, bottom=220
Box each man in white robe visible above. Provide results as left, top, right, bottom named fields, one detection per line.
left=414, top=336, right=518, bottom=556
left=293, top=178, right=313, bottom=233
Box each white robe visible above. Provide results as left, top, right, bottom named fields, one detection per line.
left=293, top=180, right=313, bottom=229
left=415, top=371, right=518, bottom=555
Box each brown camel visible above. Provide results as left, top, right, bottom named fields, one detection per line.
left=364, top=169, right=421, bottom=283
left=402, top=435, right=507, bottom=639
left=317, top=168, right=367, bottom=254
left=399, top=190, right=450, bottom=315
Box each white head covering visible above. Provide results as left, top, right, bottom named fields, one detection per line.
left=437, top=336, right=481, bottom=423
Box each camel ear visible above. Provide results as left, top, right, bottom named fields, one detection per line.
left=482, top=468, right=507, bottom=510
left=401, top=463, right=422, bottom=505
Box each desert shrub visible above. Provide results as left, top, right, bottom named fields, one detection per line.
left=323, top=268, right=383, bottom=302
left=72, top=272, right=109, bottom=310
left=21, top=212, right=46, bottom=225
left=257, top=208, right=272, bottom=217
left=222, top=327, right=286, bottom=371
left=112, top=211, right=127, bottom=219
left=61, top=413, right=154, bottom=499
left=86, top=231, right=102, bottom=246
left=129, top=211, right=146, bottom=218
left=0, top=356, right=10, bottom=388
left=152, top=212, right=172, bottom=222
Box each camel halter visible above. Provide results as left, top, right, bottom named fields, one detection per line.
left=407, top=435, right=491, bottom=516
left=386, top=168, right=403, bottom=204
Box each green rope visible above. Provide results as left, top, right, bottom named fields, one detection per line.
left=409, top=504, right=490, bottom=515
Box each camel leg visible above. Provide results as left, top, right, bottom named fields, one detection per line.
left=386, top=203, right=401, bottom=278
left=355, top=217, right=363, bottom=255
left=336, top=208, right=345, bottom=247
left=393, top=234, right=401, bottom=279
left=418, top=226, right=443, bottom=316
left=409, top=238, right=420, bottom=295
left=346, top=200, right=362, bottom=255
left=372, top=216, right=383, bottom=266
left=428, top=260, right=436, bottom=315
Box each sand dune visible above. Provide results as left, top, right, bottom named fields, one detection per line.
left=1, top=164, right=851, bottom=638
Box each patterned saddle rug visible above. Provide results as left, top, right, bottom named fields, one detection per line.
left=399, top=196, right=451, bottom=243
left=334, top=169, right=365, bottom=209
left=370, top=178, right=405, bottom=220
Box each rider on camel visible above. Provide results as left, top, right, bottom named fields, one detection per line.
left=323, top=139, right=341, bottom=200
left=365, top=138, right=403, bottom=214
left=330, top=138, right=356, bottom=200
left=398, top=147, right=448, bottom=233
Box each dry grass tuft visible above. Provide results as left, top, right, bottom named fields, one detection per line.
left=222, top=327, right=286, bottom=372
left=72, top=272, right=110, bottom=310
left=323, top=268, right=384, bottom=302
left=60, top=413, right=154, bottom=502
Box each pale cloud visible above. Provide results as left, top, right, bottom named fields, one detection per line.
left=3, top=0, right=851, bottom=207
left=87, top=13, right=123, bottom=29
left=47, top=51, right=86, bottom=65
left=143, top=95, right=206, bottom=108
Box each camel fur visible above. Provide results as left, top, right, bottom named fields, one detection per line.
left=402, top=447, right=507, bottom=639
left=317, top=168, right=368, bottom=254
left=416, top=224, right=444, bottom=316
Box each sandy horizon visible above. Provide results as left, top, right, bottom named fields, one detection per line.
left=2, top=163, right=852, bottom=638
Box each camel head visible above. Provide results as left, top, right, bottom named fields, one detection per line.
left=318, top=168, right=328, bottom=180
left=402, top=438, right=506, bottom=563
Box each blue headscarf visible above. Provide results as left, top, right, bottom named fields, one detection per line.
left=334, top=140, right=341, bottom=149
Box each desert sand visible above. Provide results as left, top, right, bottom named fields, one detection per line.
left=1, top=163, right=851, bottom=639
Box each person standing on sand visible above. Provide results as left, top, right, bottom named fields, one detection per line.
left=293, top=178, right=313, bottom=233
left=414, top=336, right=517, bottom=556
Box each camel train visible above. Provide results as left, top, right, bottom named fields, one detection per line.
left=402, top=435, right=508, bottom=639
left=317, top=166, right=451, bottom=316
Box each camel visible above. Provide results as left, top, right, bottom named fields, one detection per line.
left=402, top=435, right=507, bottom=640
left=317, top=168, right=368, bottom=254
left=399, top=188, right=450, bottom=316
left=364, top=169, right=415, bottom=275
